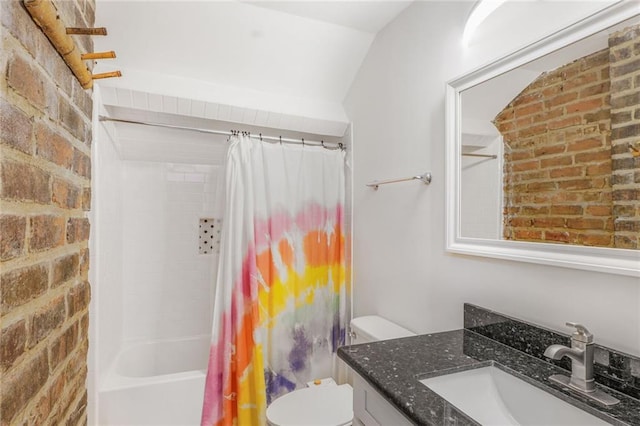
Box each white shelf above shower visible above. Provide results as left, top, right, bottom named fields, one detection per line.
left=98, top=81, right=349, bottom=138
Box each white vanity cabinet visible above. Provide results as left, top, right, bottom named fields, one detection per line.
left=352, top=374, right=414, bottom=426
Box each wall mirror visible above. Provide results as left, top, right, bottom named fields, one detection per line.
left=446, top=1, right=640, bottom=276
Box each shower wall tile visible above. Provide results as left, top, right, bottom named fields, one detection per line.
left=185, top=173, right=206, bottom=183
left=122, top=161, right=220, bottom=342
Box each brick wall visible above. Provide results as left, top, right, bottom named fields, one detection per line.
left=1, top=0, right=94, bottom=424
left=609, top=25, right=640, bottom=249
left=494, top=25, right=640, bottom=248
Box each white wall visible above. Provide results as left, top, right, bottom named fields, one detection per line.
left=344, top=1, right=640, bottom=356
left=121, top=161, right=219, bottom=341
left=91, top=96, right=124, bottom=380
left=89, top=88, right=125, bottom=424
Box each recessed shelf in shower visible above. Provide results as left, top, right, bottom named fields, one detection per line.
left=199, top=218, right=222, bottom=255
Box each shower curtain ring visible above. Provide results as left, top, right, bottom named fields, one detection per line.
left=259, top=133, right=263, bottom=141
left=279, top=136, right=282, bottom=145
left=321, top=140, right=325, bottom=148
left=302, top=138, right=305, bottom=146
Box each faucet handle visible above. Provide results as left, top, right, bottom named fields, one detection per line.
left=566, top=322, right=593, bottom=343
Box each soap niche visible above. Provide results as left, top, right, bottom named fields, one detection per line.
left=199, top=218, right=221, bottom=255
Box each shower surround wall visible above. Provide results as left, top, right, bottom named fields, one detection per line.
left=92, top=116, right=223, bottom=424
left=121, top=161, right=219, bottom=341
left=1, top=0, right=94, bottom=424
left=93, top=116, right=221, bottom=346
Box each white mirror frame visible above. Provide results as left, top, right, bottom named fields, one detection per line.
left=446, top=1, right=640, bottom=277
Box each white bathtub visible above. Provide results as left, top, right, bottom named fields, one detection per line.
left=99, top=335, right=210, bottom=425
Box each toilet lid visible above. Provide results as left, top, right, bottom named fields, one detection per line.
left=266, top=384, right=353, bottom=426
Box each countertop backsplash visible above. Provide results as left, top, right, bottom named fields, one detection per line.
left=464, top=303, right=640, bottom=401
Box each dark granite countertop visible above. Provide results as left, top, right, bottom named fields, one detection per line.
left=338, top=329, right=640, bottom=425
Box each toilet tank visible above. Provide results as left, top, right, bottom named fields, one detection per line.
left=350, top=315, right=414, bottom=344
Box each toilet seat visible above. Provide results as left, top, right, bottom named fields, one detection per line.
left=266, top=384, right=353, bottom=426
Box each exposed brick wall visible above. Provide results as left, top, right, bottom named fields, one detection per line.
left=609, top=25, right=640, bottom=249
left=1, top=0, right=94, bottom=424
left=494, top=25, right=640, bottom=248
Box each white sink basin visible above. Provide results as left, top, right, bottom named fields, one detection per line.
left=420, top=366, right=609, bottom=425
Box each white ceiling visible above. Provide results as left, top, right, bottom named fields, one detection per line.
left=93, top=1, right=413, bottom=137
left=242, top=1, right=413, bottom=33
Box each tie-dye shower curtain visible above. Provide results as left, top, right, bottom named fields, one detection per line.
left=201, top=134, right=348, bottom=426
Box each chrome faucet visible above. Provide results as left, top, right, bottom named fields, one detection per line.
left=544, top=322, right=595, bottom=392
left=544, top=322, right=618, bottom=406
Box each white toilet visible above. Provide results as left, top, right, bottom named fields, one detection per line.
left=266, top=315, right=415, bottom=426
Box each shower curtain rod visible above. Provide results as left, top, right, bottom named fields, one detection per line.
left=98, top=116, right=344, bottom=150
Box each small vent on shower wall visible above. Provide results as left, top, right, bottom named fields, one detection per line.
left=199, top=218, right=222, bottom=255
